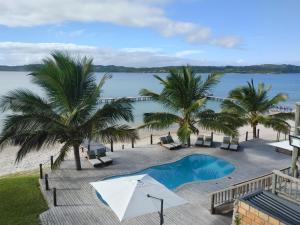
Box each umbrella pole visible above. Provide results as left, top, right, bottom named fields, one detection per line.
left=147, top=194, right=164, bottom=225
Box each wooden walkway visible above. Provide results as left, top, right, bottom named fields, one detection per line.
left=39, top=139, right=291, bottom=225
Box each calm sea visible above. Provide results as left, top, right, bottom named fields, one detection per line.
left=0, top=71, right=299, bottom=125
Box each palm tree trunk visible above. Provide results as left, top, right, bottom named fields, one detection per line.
left=253, top=125, right=257, bottom=139
left=187, top=136, right=191, bottom=147
left=73, top=144, right=82, bottom=170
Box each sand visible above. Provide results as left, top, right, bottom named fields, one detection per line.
left=0, top=124, right=288, bottom=177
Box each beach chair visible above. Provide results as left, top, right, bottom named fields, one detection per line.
left=88, top=158, right=103, bottom=167
left=166, top=135, right=181, bottom=149
left=160, top=136, right=180, bottom=150
left=195, top=135, right=204, bottom=146
left=229, top=137, right=239, bottom=151
left=96, top=148, right=106, bottom=157
left=203, top=136, right=213, bottom=147
left=99, top=156, right=113, bottom=165
left=220, top=136, right=230, bottom=150
left=87, top=150, right=96, bottom=159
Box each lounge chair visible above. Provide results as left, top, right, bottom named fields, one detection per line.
left=203, top=136, right=213, bottom=147
left=166, top=135, right=181, bottom=149
left=88, top=159, right=103, bottom=167
left=87, top=150, right=97, bottom=159
left=160, top=136, right=181, bottom=150
left=220, top=136, right=230, bottom=150
left=229, top=137, right=239, bottom=151
left=96, top=148, right=106, bottom=157
left=99, top=156, right=113, bottom=165
left=195, top=135, right=204, bottom=146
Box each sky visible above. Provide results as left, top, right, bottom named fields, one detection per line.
left=0, top=0, right=299, bottom=67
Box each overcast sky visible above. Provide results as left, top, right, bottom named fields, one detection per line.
left=0, top=0, right=299, bottom=66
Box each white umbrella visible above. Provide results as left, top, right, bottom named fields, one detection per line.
left=90, top=174, right=187, bottom=224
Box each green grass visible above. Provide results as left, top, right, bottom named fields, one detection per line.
left=0, top=172, right=48, bottom=225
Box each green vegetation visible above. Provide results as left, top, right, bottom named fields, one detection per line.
left=140, top=66, right=242, bottom=145
left=1, top=64, right=300, bottom=73
left=222, top=80, right=294, bottom=138
left=0, top=52, right=138, bottom=170
left=0, top=173, right=48, bottom=225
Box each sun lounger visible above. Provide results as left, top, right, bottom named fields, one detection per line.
left=87, top=150, right=97, bottom=159
left=220, top=136, right=230, bottom=150
left=99, top=156, right=113, bottom=165
left=88, top=159, right=103, bottom=167
left=203, top=136, right=213, bottom=147
left=195, top=135, right=204, bottom=146
left=160, top=136, right=181, bottom=150
left=166, top=135, right=181, bottom=149
left=96, top=148, right=106, bottom=157
left=229, top=137, right=239, bottom=151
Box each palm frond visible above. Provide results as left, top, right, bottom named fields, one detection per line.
left=53, top=143, right=71, bottom=169
left=142, top=112, right=180, bottom=130
left=93, top=125, right=138, bottom=143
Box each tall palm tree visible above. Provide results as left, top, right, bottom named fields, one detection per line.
left=0, top=52, right=138, bottom=170
left=221, top=80, right=294, bottom=139
left=140, top=66, right=241, bottom=145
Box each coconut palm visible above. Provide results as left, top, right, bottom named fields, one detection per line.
left=221, top=80, right=294, bottom=139
left=140, top=66, right=242, bottom=145
left=0, top=52, right=138, bottom=170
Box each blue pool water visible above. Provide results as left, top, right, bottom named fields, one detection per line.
left=105, top=154, right=235, bottom=189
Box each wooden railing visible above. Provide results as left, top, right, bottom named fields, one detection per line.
left=272, top=170, right=300, bottom=203
left=209, top=167, right=292, bottom=214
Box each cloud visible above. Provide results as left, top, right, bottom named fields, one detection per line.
left=175, top=50, right=204, bottom=58
left=0, top=0, right=241, bottom=48
left=0, top=42, right=210, bottom=67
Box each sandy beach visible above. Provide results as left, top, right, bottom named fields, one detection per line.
left=0, top=123, right=289, bottom=177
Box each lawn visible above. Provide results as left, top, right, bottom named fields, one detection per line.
left=0, top=172, right=48, bottom=225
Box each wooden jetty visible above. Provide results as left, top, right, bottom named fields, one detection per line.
left=98, top=95, right=231, bottom=103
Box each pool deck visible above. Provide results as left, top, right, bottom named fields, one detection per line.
left=39, top=139, right=291, bottom=225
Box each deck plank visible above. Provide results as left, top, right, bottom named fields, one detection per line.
left=39, top=139, right=291, bottom=225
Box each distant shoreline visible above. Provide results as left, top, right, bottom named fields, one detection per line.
left=1, top=64, right=300, bottom=74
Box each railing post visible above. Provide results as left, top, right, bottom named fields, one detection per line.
left=39, top=163, right=43, bottom=179
left=257, top=129, right=260, bottom=139
left=211, top=132, right=214, bottom=147
left=245, top=131, right=248, bottom=141
left=45, top=174, right=49, bottom=191
left=271, top=173, right=277, bottom=194
left=131, top=138, right=134, bottom=148
left=50, top=155, right=54, bottom=170
left=53, top=188, right=57, bottom=207
left=210, top=194, right=215, bottom=214
left=110, top=139, right=113, bottom=152
left=150, top=134, right=153, bottom=145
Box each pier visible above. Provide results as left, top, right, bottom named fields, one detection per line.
left=98, top=96, right=293, bottom=113
left=98, top=95, right=231, bottom=103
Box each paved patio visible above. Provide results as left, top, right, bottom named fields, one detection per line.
left=39, top=139, right=291, bottom=225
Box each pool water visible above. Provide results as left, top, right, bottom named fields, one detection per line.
left=106, top=154, right=235, bottom=189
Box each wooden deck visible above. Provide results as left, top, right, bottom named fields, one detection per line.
left=39, top=139, right=291, bottom=225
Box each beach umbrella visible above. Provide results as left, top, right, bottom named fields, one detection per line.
left=90, top=174, right=187, bottom=224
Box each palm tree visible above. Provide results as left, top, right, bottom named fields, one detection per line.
left=221, top=80, right=294, bottom=139
left=0, top=52, right=138, bottom=170
left=140, top=66, right=241, bottom=145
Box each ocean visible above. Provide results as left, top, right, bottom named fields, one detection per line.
left=0, top=71, right=299, bottom=125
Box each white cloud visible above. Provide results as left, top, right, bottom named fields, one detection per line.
left=0, top=0, right=241, bottom=48
left=175, top=50, right=204, bottom=58
left=0, top=42, right=210, bottom=67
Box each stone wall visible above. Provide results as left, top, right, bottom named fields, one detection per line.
left=232, top=200, right=286, bottom=225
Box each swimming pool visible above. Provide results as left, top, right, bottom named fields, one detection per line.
left=105, top=154, right=235, bottom=189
